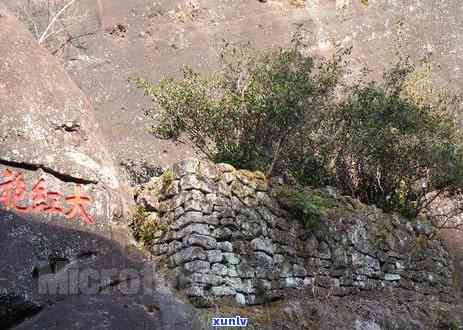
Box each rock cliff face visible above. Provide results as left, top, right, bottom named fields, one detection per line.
left=135, top=159, right=456, bottom=309
left=0, top=14, right=128, bottom=227
left=0, top=15, right=202, bottom=329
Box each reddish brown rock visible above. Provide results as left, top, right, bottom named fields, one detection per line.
left=0, top=14, right=131, bottom=231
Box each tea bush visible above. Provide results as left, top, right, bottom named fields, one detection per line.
left=137, top=40, right=463, bottom=221
left=136, top=38, right=345, bottom=182
left=329, top=60, right=463, bottom=218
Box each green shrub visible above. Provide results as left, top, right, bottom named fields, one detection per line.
left=328, top=59, right=463, bottom=218
left=136, top=37, right=463, bottom=221
left=136, top=36, right=345, bottom=179
left=276, top=187, right=330, bottom=231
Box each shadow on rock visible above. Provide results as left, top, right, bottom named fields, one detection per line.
left=0, top=210, right=203, bottom=330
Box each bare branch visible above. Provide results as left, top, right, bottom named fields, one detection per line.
left=38, top=0, right=78, bottom=44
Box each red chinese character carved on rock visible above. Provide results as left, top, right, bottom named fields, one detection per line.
left=12, top=173, right=30, bottom=212
left=65, top=184, right=93, bottom=224
left=31, top=178, right=48, bottom=212
left=0, top=170, right=30, bottom=212
left=0, top=169, right=15, bottom=209
left=45, top=191, right=64, bottom=215
left=1, top=169, right=94, bottom=225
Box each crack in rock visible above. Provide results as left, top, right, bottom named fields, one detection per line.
left=0, top=159, right=97, bottom=185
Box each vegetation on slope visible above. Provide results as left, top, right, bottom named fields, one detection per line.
left=136, top=35, right=463, bottom=224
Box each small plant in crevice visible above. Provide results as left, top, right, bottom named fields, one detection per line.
left=410, top=234, right=428, bottom=257
left=130, top=206, right=167, bottom=247
left=160, top=169, right=174, bottom=193
left=275, top=186, right=331, bottom=232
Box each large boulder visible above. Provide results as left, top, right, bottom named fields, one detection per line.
left=0, top=13, right=129, bottom=228
left=0, top=14, right=203, bottom=329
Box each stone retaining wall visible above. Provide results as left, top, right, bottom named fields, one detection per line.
left=135, top=159, right=454, bottom=307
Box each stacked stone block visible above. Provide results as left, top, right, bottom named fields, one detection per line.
left=135, top=159, right=454, bottom=307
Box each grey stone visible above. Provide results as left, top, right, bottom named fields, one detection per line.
left=303, top=277, right=314, bottom=286
left=172, top=159, right=200, bottom=179
left=217, top=241, right=233, bottom=252
left=173, top=247, right=206, bottom=265
left=255, top=268, right=273, bottom=280
left=159, top=199, right=175, bottom=213
left=190, top=273, right=223, bottom=286
left=318, top=241, right=332, bottom=260
left=207, top=250, right=223, bottom=263
left=212, top=228, right=233, bottom=240
left=224, top=277, right=242, bottom=289
left=211, top=263, right=228, bottom=276
left=198, top=161, right=219, bottom=180
left=184, top=190, right=205, bottom=212
left=202, top=201, right=214, bottom=215
left=253, top=252, right=274, bottom=269
left=384, top=273, right=401, bottom=281
left=231, top=181, right=254, bottom=199
left=279, top=262, right=293, bottom=278
left=256, top=206, right=275, bottom=224
left=214, top=207, right=236, bottom=218
left=210, top=286, right=236, bottom=296
left=235, top=293, right=246, bottom=305
left=180, top=174, right=203, bottom=191
left=221, top=217, right=240, bottom=229
left=152, top=243, right=169, bottom=256
left=293, top=264, right=307, bottom=277
left=227, top=265, right=239, bottom=277
left=223, top=253, right=241, bottom=265
left=256, top=279, right=272, bottom=291
left=237, top=279, right=255, bottom=294
left=167, top=241, right=184, bottom=255
left=222, top=172, right=236, bottom=183
left=173, top=191, right=188, bottom=208
left=280, top=277, right=304, bottom=289
left=251, top=237, right=274, bottom=255
left=241, top=221, right=263, bottom=237
left=185, top=285, right=205, bottom=297
left=242, top=196, right=258, bottom=207
left=185, top=234, right=217, bottom=250
left=216, top=163, right=236, bottom=173
left=218, top=180, right=232, bottom=195
left=273, top=254, right=284, bottom=264
left=332, top=246, right=348, bottom=267
left=174, top=206, right=185, bottom=219
left=171, top=211, right=203, bottom=230
left=236, top=263, right=255, bottom=278
left=184, top=260, right=210, bottom=274
left=184, top=198, right=202, bottom=212
left=176, top=223, right=210, bottom=239
left=275, top=218, right=290, bottom=231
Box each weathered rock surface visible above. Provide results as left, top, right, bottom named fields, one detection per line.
left=0, top=15, right=203, bottom=329
left=135, top=158, right=461, bottom=324
left=0, top=13, right=128, bottom=222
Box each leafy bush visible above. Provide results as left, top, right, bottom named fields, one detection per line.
left=275, top=186, right=330, bottom=231
left=137, top=38, right=463, bottom=221
left=329, top=60, right=463, bottom=218
left=136, top=37, right=345, bottom=181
